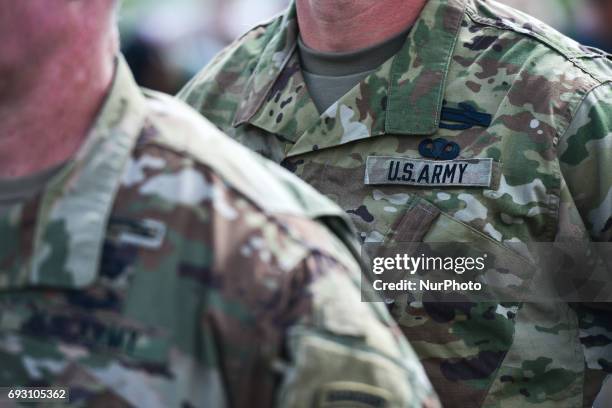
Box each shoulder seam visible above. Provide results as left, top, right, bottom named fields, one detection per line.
left=140, top=93, right=350, bottom=223
left=464, top=4, right=608, bottom=85
left=139, top=137, right=294, bottom=219
left=134, top=137, right=360, bottom=267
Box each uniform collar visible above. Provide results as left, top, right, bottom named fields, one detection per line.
left=233, top=4, right=299, bottom=127
left=232, top=0, right=466, bottom=137
left=0, top=56, right=147, bottom=290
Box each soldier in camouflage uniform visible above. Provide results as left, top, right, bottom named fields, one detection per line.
left=0, top=1, right=440, bottom=407
left=179, top=0, right=612, bottom=406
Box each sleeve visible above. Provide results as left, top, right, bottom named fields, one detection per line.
left=557, top=82, right=612, bottom=242
left=558, top=82, right=612, bottom=404
left=276, top=249, right=441, bottom=408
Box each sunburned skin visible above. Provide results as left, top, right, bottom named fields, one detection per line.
left=0, top=0, right=117, bottom=179
left=296, top=0, right=427, bottom=52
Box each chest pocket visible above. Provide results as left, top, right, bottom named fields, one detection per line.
left=369, top=184, right=537, bottom=408
left=370, top=194, right=532, bottom=408
left=294, top=152, right=535, bottom=400
left=379, top=192, right=534, bottom=293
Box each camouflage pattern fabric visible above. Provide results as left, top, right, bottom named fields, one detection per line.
left=0, top=58, right=440, bottom=408
left=178, top=0, right=612, bottom=406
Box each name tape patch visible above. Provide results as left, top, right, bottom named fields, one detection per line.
left=365, top=156, right=494, bottom=188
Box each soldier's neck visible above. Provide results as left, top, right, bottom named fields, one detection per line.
left=296, top=0, right=427, bottom=52
left=0, top=46, right=115, bottom=179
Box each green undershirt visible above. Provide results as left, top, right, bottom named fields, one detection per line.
left=297, top=26, right=411, bottom=113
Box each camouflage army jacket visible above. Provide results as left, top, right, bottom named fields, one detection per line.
left=179, top=0, right=612, bottom=406
left=0, top=58, right=440, bottom=408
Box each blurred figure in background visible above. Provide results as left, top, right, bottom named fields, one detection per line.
left=121, top=0, right=286, bottom=93
left=496, top=0, right=571, bottom=29
left=497, top=0, right=612, bottom=52
left=123, top=35, right=185, bottom=94
left=575, top=0, right=612, bottom=51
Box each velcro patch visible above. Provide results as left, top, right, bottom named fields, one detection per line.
left=365, top=156, right=496, bottom=188
left=108, top=217, right=167, bottom=249
left=316, top=382, right=391, bottom=408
